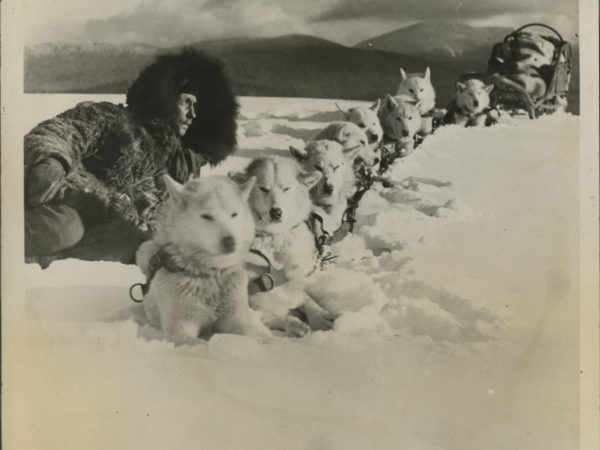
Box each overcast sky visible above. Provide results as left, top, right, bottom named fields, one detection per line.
left=25, top=0, right=578, bottom=47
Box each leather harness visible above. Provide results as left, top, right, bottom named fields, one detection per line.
left=246, top=248, right=288, bottom=295
left=129, top=247, right=190, bottom=302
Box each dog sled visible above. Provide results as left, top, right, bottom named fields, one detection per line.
left=459, top=23, right=573, bottom=119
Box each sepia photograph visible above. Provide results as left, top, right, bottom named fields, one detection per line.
left=2, top=0, right=598, bottom=449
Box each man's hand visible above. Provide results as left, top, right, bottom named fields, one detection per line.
left=26, top=158, right=66, bottom=206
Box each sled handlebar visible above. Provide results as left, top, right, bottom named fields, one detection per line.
left=507, top=23, right=565, bottom=43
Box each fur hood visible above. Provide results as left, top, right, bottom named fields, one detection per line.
left=126, top=48, right=239, bottom=165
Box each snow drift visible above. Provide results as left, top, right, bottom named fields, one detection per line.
left=7, top=96, right=580, bottom=450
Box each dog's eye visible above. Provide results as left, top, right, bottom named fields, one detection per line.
left=420, top=88, right=424, bottom=92
left=201, top=214, right=214, bottom=221
left=231, top=212, right=238, bottom=218
left=408, top=117, right=412, bottom=120
left=333, top=165, right=340, bottom=172
left=358, top=123, right=366, bottom=128
left=314, top=165, right=323, bottom=172
left=259, top=187, right=270, bottom=193
left=282, top=187, right=290, bottom=192
left=360, top=140, right=366, bottom=146
left=409, top=88, right=415, bottom=94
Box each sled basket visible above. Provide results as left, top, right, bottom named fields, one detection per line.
left=485, top=23, right=572, bottom=119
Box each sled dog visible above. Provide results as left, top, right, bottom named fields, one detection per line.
left=396, top=67, right=436, bottom=115
left=315, top=121, right=381, bottom=168
left=444, top=79, right=495, bottom=127
left=396, top=67, right=436, bottom=135
left=337, top=100, right=383, bottom=145
left=378, top=94, right=422, bottom=156
left=230, top=157, right=338, bottom=336
left=289, top=140, right=356, bottom=233
left=136, top=175, right=269, bottom=345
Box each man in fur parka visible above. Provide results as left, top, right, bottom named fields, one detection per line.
left=24, top=48, right=238, bottom=265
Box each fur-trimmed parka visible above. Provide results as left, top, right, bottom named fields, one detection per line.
left=24, top=48, right=239, bottom=238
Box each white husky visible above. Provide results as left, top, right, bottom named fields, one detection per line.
left=136, top=175, right=269, bottom=345
left=314, top=121, right=381, bottom=168
left=230, top=157, right=338, bottom=337
left=378, top=94, right=422, bottom=156
left=289, top=140, right=356, bottom=233
left=396, top=67, right=436, bottom=135
left=444, top=79, right=495, bottom=127
left=337, top=100, right=383, bottom=145
left=396, top=67, right=436, bottom=115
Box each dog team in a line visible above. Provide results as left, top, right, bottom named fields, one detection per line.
left=21, top=47, right=537, bottom=344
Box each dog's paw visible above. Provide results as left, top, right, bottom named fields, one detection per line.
left=285, top=316, right=311, bottom=338
left=306, top=311, right=340, bottom=331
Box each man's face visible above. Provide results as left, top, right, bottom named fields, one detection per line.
left=175, top=93, right=197, bottom=136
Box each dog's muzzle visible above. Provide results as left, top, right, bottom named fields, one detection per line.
left=322, top=183, right=334, bottom=195
left=221, top=235, right=236, bottom=253
left=269, top=207, right=282, bottom=221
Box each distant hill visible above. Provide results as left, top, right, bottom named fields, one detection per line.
left=24, top=31, right=579, bottom=113
left=25, top=42, right=158, bottom=93
left=356, top=21, right=513, bottom=61
left=25, top=35, right=453, bottom=101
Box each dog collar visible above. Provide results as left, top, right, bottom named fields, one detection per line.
left=247, top=248, right=288, bottom=295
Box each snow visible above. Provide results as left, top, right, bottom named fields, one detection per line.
left=6, top=95, right=582, bottom=449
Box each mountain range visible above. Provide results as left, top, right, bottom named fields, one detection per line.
left=24, top=22, right=579, bottom=113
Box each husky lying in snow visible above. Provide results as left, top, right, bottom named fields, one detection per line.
left=314, top=121, right=380, bottom=169
left=336, top=100, right=383, bottom=145
left=230, top=157, right=339, bottom=337
left=289, top=140, right=356, bottom=234
left=444, top=79, right=495, bottom=127
left=136, top=175, right=269, bottom=345
left=378, top=94, right=422, bottom=157
left=396, top=67, right=436, bottom=135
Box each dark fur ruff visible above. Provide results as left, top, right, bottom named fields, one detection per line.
left=25, top=49, right=240, bottom=243
left=127, top=48, right=239, bottom=165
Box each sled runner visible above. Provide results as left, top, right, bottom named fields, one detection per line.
left=486, top=23, right=572, bottom=118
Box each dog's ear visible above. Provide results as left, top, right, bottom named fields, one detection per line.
left=298, top=171, right=322, bottom=189
left=238, top=176, right=256, bottom=200
left=399, top=67, right=407, bottom=81
left=228, top=171, right=250, bottom=185
left=384, top=94, right=397, bottom=110
left=289, top=145, right=308, bottom=161
left=345, top=147, right=361, bottom=163
left=456, top=81, right=466, bottom=92
left=424, top=67, right=431, bottom=82
left=484, top=84, right=494, bottom=94
left=336, top=124, right=351, bottom=142
left=163, top=174, right=185, bottom=199
left=370, top=98, right=381, bottom=113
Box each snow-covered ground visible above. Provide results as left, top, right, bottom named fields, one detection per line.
left=5, top=95, right=584, bottom=449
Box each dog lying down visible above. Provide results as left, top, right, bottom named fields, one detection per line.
left=336, top=100, right=383, bottom=145
left=289, top=140, right=356, bottom=234
left=230, top=156, right=340, bottom=337
left=444, top=79, right=497, bottom=127
left=378, top=94, right=423, bottom=157
left=314, top=121, right=380, bottom=169
left=136, top=174, right=270, bottom=345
